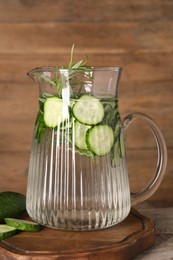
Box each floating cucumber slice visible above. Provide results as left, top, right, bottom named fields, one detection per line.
left=72, top=95, right=104, bottom=125
left=86, top=125, right=114, bottom=156
left=5, top=218, right=41, bottom=232
left=74, top=120, right=91, bottom=150
left=0, top=224, right=16, bottom=240
left=44, top=97, right=69, bottom=128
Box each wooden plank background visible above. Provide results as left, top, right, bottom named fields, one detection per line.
left=0, top=0, right=172, bottom=206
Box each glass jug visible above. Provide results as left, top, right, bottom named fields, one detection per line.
left=26, top=67, right=167, bottom=231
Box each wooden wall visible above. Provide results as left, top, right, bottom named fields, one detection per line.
left=0, top=0, right=173, bottom=206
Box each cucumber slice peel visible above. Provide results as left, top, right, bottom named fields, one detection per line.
left=86, top=125, right=114, bottom=156
left=72, top=95, right=104, bottom=125
left=0, top=224, right=16, bottom=240
left=44, top=97, right=69, bottom=128
left=5, top=218, right=41, bottom=232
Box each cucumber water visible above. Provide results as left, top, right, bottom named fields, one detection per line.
left=35, top=94, right=124, bottom=165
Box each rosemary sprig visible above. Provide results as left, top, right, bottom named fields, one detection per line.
left=34, top=44, right=91, bottom=97
left=69, top=44, right=89, bottom=69
left=39, top=74, right=57, bottom=87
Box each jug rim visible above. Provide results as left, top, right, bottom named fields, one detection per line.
left=27, top=66, right=122, bottom=76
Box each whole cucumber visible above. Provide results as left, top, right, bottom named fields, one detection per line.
left=0, top=191, right=26, bottom=223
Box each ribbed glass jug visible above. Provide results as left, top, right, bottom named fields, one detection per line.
left=26, top=67, right=167, bottom=231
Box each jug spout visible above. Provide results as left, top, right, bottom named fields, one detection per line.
left=27, top=68, right=36, bottom=80
left=27, top=67, right=43, bottom=82
left=27, top=67, right=62, bottom=95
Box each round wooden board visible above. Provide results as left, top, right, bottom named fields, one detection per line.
left=0, top=208, right=155, bottom=260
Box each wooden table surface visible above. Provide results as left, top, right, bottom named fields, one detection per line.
left=135, top=206, right=173, bottom=259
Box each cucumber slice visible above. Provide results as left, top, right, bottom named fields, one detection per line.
left=87, top=125, right=114, bottom=156
left=5, top=218, right=41, bottom=232
left=0, top=191, right=26, bottom=223
left=72, top=95, right=104, bottom=125
left=74, top=120, right=91, bottom=150
left=44, top=97, right=69, bottom=128
left=0, top=224, right=16, bottom=240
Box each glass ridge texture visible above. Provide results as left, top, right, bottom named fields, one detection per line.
left=26, top=67, right=167, bottom=231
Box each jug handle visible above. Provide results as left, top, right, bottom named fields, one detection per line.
left=122, top=112, right=167, bottom=206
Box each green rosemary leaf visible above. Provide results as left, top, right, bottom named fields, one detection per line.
left=68, top=43, right=75, bottom=68
left=41, top=93, right=54, bottom=99
left=54, top=66, right=59, bottom=84
left=35, top=111, right=47, bottom=143
left=81, top=55, right=88, bottom=66
left=39, top=97, right=46, bottom=103
left=72, top=147, right=95, bottom=158
left=39, top=74, right=57, bottom=87
left=56, top=78, right=63, bottom=97
left=71, top=59, right=84, bottom=69
left=80, top=65, right=92, bottom=69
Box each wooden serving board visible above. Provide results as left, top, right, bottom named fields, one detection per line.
left=0, top=209, right=155, bottom=260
